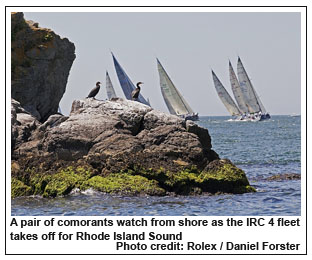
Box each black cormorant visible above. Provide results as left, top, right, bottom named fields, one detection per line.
left=87, top=81, right=101, bottom=98
left=131, top=82, right=143, bottom=101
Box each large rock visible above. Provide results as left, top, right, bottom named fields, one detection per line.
left=25, top=98, right=217, bottom=171
left=11, top=98, right=255, bottom=197
left=11, top=98, right=39, bottom=152
left=11, top=12, right=75, bottom=121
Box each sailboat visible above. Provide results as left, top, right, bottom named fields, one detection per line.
left=237, top=57, right=270, bottom=120
left=156, top=58, right=198, bottom=121
left=111, top=52, right=150, bottom=106
left=105, top=71, right=117, bottom=100
left=211, top=70, right=242, bottom=119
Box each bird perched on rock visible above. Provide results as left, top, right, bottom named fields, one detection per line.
left=87, top=81, right=101, bottom=98
left=131, top=82, right=143, bottom=101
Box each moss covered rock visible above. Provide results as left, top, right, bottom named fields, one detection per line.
left=197, top=161, right=256, bottom=194
left=42, top=166, right=92, bottom=197
left=81, top=174, right=166, bottom=196
left=11, top=166, right=93, bottom=198
left=11, top=159, right=255, bottom=198
left=122, top=160, right=255, bottom=195
left=11, top=178, right=32, bottom=197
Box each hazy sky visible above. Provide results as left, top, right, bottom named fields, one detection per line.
left=23, top=10, right=301, bottom=116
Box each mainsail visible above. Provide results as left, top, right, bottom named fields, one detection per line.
left=105, top=71, right=117, bottom=100
left=111, top=53, right=150, bottom=106
left=157, top=58, right=194, bottom=116
left=229, top=61, right=249, bottom=114
left=212, top=70, right=241, bottom=116
left=237, top=57, right=264, bottom=113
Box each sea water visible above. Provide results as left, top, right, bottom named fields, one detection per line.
left=11, top=115, right=301, bottom=216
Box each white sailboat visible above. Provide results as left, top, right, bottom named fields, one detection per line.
left=211, top=70, right=242, bottom=118
left=105, top=71, right=117, bottom=100
left=237, top=57, right=270, bottom=120
left=157, top=58, right=198, bottom=121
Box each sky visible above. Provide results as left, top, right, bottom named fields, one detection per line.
left=23, top=9, right=302, bottom=116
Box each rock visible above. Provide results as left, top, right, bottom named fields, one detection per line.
left=11, top=12, right=75, bottom=122
left=39, top=114, right=69, bottom=132
left=11, top=178, right=32, bottom=198
left=11, top=99, right=40, bottom=153
left=11, top=98, right=255, bottom=197
left=265, top=173, right=301, bottom=181
left=186, top=120, right=211, bottom=150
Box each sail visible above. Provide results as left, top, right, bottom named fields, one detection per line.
left=111, top=53, right=150, bottom=106
left=229, top=61, right=249, bottom=114
left=212, top=70, right=241, bottom=116
left=254, top=89, right=267, bottom=114
left=237, top=57, right=263, bottom=113
left=105, top=71, right=117, bottom=99
left=157, top=58, right=194, bottom=116
left=147, top=97, right=151, bottom=107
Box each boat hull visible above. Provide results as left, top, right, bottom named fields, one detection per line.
left=260, top=113, right=271, bottom=121
left=228, top=113, right=270, bottom=122
left=179, top=114, right=199, bottom=121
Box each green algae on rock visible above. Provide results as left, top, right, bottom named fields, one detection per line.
left=11, top=165, right=166, bottom=198
left=11, top=160, right=255, bottom=198
left=81, top=174, right=166, bottom=196
left=11, top=166, right=93, bottom=198
left=41, top=166, right=93, bottom=197
left=197, top=160, right=256, bottom=194
left=11, top=178, right=32, bottom=198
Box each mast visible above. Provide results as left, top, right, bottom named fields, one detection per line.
left=212, top=70, right=241, bottom=116
left=157, top=58, right=194, bottom=115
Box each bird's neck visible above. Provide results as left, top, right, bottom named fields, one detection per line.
left=137, top=86, right=140, bottom=90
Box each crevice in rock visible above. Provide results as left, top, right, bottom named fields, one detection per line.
left=133, top=116, right=145, bottom=136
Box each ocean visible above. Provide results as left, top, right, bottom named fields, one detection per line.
left=11, top=115, right=301, bottom=216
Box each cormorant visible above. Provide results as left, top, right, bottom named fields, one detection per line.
left=87, top=81, right=101, bottom=98
left=131, top=82, right=143, bottom=101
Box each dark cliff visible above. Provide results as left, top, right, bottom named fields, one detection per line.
left=11, top=12, right=75, bottom=121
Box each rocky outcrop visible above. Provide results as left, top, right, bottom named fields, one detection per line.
left=10, top=13, right=255, bottom=198
left=265, top=173, right=301, bottom=181
left=11, top=12, right=75, bottom=121
left=11, top=99, right=39, bottom=152
left=11, top=98, right=255, bottom=198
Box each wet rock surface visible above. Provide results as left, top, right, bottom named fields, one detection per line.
left=265, top=173, right=301, bottom=181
